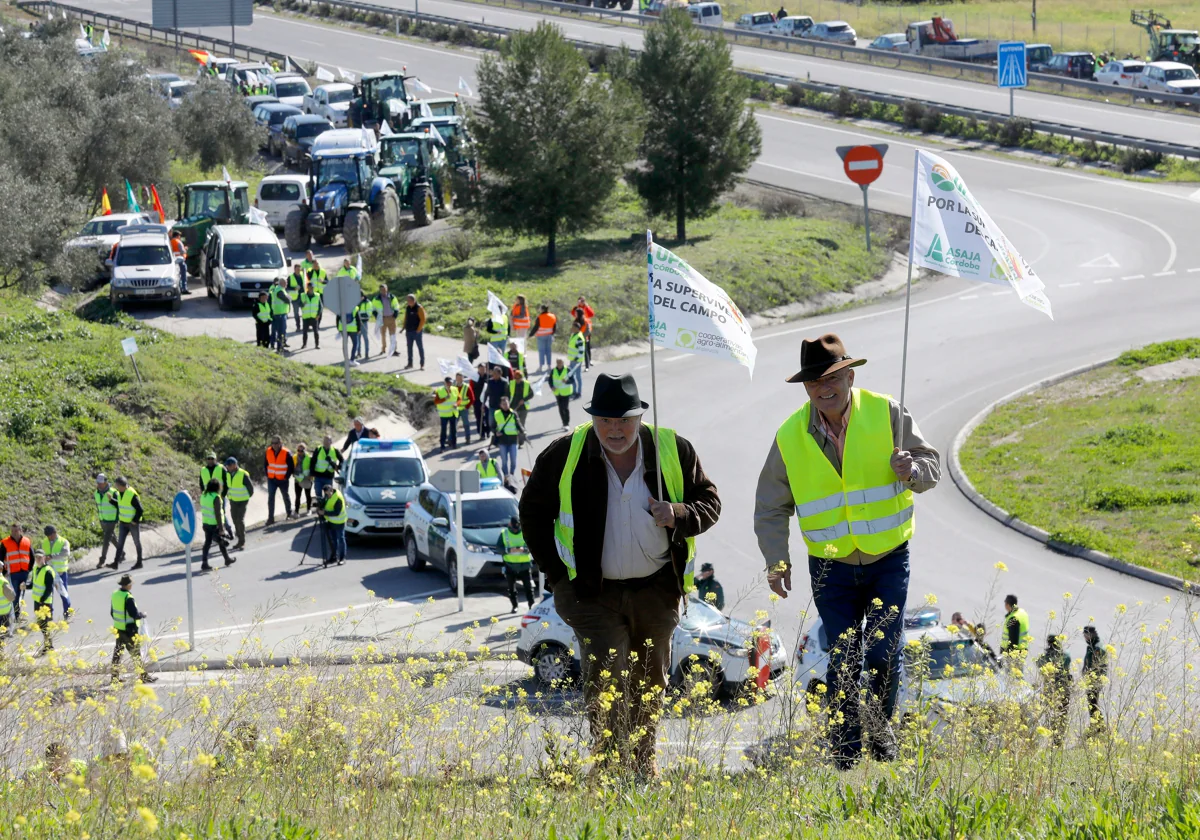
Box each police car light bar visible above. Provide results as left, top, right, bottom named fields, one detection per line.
left=353, top=439, right=415, bottom=452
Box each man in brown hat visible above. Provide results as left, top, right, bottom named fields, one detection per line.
left=520, top=373, right=721, bottom=778
left=754, top=333, right=940, bottom=770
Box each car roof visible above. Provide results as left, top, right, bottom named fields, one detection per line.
left=411, top=115, right=461, bottom=126
left=213, top=224, right=283, bottom=243
left=316, top=82, right=355, bottom=92
left=880, top=32, right=905, bottom=38
left=382, top=132, right=428, bottom=142
left=1059, top=51, right=1094, bottom=57
left=349, top=439, right=422, bottom=459
left=288, top=113, right=333, bottom=125
left=362, top=71, right=408, bottom=80
left=90, top=212, right=148, bottom=223
left=188, top=180, right=250, bottom=188
left=904, top=625, right=957, bottom=644
left=421, top=482, right=515, bottom=502
left=821, top=20, right=850, bottom=26
left=118, top=233, right=170, bottom=246
left=259, top=173, right=309, bottom=184
left=272, top=74, right=307, bottom=83
left=260, top=102, right=302, bottom=113
left=1149, top=61, right=1193, bottom=69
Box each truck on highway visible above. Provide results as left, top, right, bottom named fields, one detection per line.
left=906, top=18, right=999, bottom=63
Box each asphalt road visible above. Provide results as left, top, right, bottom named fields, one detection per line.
left=86, top=0, right=1200, bottom=148
left=53, top=2, right=1200, bottom=667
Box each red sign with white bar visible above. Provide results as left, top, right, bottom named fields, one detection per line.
left=838, top=145, right=885, bottom=186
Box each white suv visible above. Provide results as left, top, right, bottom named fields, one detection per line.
left=404, top=482, right=518, bottom=591
left=109, top=224, right=181, bottom=311
left=199, top=224, right=290, bottom=309
left=337, top=439, right=428, bottom=538
left=517, top=596, right=787, bottom=696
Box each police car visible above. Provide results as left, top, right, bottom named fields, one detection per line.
left=403, top=479, right=517, bottom=591
left=337, top=439, right=428, bottom=538
left=517, top=596, right=788, bottom=697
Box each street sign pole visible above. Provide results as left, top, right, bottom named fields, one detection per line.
left=1010, top=88, right=1014, bottom=117
left=455, top=470, right=465, bottom=611
left=997, top=42, right=1028, bottom=116
left=171, top=491, right=197, bottom=650
left=836, top=144, right=887, bottom=254
left=184, top=543, right=195, bottom=649
left=861, top=184, right=872, bottom=252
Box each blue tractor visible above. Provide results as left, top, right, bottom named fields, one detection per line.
left=285, top=148, right=400, bottom=253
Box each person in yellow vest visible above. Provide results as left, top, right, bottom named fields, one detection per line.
left=40, top=526, right=72, bottom=617
left=550, top=357, right=573, bottom=432
left=292, top=442, right=314, bottom=514
left=94, top=473, right=120, bottom=568
left=110, top=574, right=157, bottom=684
left=454, top=372, right=475, bottom=446
left=500, top=516, right=534, bottom=612
left=434, top=376, right=460, bottom=453
left=519, top=373, right=721, bottom=778
left=252, top=292, right=273, bottom=348
left=0, top=574, right=15, bottom=641
left=506, top=341, right=527, bottom=379
left=200, top=451, right=233, bottom=541
left=317, top=484, right=348, bottom=567
left=109, top=476, right=145, bottom=570
left=199, top=480, right=236, bottom=571
left=475, top=449, right=500, bottom=481
left=508, top=369, right=533, bottom=445
left=753, top=333, right=941, bottom=770
left=492, top=396, right=520, bottom=482
left=223, top=456, right=254, bottom=551
left=301, top=249, right=317, bottom=278
left=29, top=551, right=55, bottom=655
left=1001, top=594, right=1033, bottom=664
left=566, top=322, right=586, bottom=398
left=287, top=263, right=307, bottom=332
left=299, top=282, right=322, bottom=350
left=306, top=257, right=328, bottom=325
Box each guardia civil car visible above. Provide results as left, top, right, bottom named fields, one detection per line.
left=403, top=480, right=516, bottom=591
left=338, top=439, right=427, bottom=539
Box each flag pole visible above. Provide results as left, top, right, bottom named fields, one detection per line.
left=646, top=229, right=664, bottom=501
left=897, top=150, right=921, bottom=450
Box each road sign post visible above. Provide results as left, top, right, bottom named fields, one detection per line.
left=835, top=144, right=887, bottom=252
left=322, top=275, right=362, bottom=399
left=431, top=469, right=480, bottom=612
left=997, top=42, right=1028, bottom=117
left=171, top=491, right=197, bottom=650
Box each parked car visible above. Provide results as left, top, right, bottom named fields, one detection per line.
left=166, top=79, right=196, bottom=109
left=795, top=605, right=942, bottom=694
left=686, top=2, right=723, bottom=28
left=403, top=481, right=518, bottom=592
left=255, top=174, right=312, bottom=230
left=643, top=0, right=689, bottom=15
left=807, top=20, right=857, bottom=44
left=1137, top=60, right=1200, bottom=98
left=145, top=72, right=181, bottom=96
left=868, top=32, right=908, bottom=52
left=735, top=11, right=777, bottom=31
left=1042, top=51, right=1096, bottom=80
left=243, top=94, right=280, bottom=111
left=517, top=596, right=788, bottom=696
left=268, top=73, right=312, bottom=108
left=771, top=15, right=814, bottom=38
left=227, top=62, right=273, bottom=91
left=197, top=56, right=239, bottom=81
left=1026, top=43, right=1054, bottom=71
left=337, top=439, right=428, bottom=539
left=199, top=224, right=290, bottom=309
left=109, top=224, right=181, bottom=311
left=253, top=103, right=303, bottom=155
left=64, top=212, right=157, bottom=282
left=1094, top=59, right=1145, bottom=87
left=280, top=114, right=334, bottom=167
left=304, top=82, right=356, bottom=128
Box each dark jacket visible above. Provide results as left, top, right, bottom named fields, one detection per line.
left=484, top=376, right=509, bottom=411
left=520, top=425, right=720, bottom=599
left=341, top=427, right=366, bottom=453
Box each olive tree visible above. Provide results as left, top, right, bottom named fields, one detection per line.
left=173, top=79, right=264, bottom=172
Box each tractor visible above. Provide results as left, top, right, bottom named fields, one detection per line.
left=347, top=72, right=414, bottom=134
left=378, top=132, right=454, bottom=227
left=1131, top=10, right=1200, bottom=68
left=285, top=149, right=400, bottom=253
left=172, top=180, right=250, bottom=277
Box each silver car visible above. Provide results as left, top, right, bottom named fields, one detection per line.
left=1137, top=61, right=1200, bottom=99
left=807, top=20, right=856, bottom=44
left=1095, top=59, right=1145, bottom=88
left=868, top=33, right=909, bottom=52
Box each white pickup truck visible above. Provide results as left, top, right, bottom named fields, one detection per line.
left=303, top=83, right=356, bottom=128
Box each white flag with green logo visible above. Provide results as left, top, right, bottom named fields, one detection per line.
left=647, top=236, right=756, bottom=375
left=911, top=149, right=1052, bottom=319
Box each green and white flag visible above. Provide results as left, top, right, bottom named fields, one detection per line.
left=910, top=149, right=1052, bottom=319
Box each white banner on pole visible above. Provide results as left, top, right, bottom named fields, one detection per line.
left=486, top=290, right=507, bottom=320
left=648, top=240, right=757, bottom=375
left=411, top=78, right=433, bottom=94
left=316, top=66, right=336, bottom=82
left=910, top=149, right=1053, bottom=319
left=487, top=343, right=510, bottom=368
left=511, top=336, right=525, bottom=356
left=458, top=76, right=473, bottom=97
left=338, top=67, right=357, bottom=83
left=437, top=358, right=457, bottom=378
left=457, top=356, right=479, bottom=380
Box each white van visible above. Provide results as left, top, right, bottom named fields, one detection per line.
left=256, top=175, right=311, bottom=230
left=308, top=127, right=379, bottom=163
left=688, top=2, right=723, bottom=27
left=199, top=224, right=291, bottom=309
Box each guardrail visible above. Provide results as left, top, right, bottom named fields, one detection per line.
left=25, top=0, right=1200, bottom=158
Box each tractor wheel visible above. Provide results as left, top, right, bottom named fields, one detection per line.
left=343, top=208, right=371, bottom=253
left=412, top=185, right=432, bottom=227
left=373, top=190, right=400, bottom=238
left=620, top=0, right=632, bottom=8
left=435, top=180, right=453, bottom=220
left=284, top=210, right=309, bottom=253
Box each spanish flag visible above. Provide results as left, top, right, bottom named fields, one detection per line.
left=150, top=184, right=166, bottom=224
left=188, top=49, right=211, bottom=66
left=100, top=188, right=112, bottom=216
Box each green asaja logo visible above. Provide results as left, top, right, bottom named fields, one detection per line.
left=675, top=329, right=696, bottom=349
left=930, top=163, right=966, bottom=196
left=924, top=234, right=945, bottom=263
left=990, top=258, right=1008, bottom=282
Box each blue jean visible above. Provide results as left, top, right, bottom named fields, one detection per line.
left=271, top=314, right=288, bottom=349
left=9, top=570, right=27, bottom=621
left=324, top=521, right=347, bottom=562
left=570, top=363, right=583, bottom=396
left=54, top=571, right=71, bottom=615
left=349, top=331, right=361, bottom=359
left=498, top=442, right=518, bottom=478
left=809, top=543, right=910, bottom=762
left=267, top=477, right=292, bottom=520
left=314, top=476, right=333, bottom=499
left=406, top=329, right=425, bottom=367
left=176, top=258, right=188, bottom=293
left=458, top=408, right=471, bottom=442
left=440, top=415, right=457, bottom=449
left=537, top=335, right=553, bottom=369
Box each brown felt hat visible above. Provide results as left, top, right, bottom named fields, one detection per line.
left=786, top=333, right=867, bottom=383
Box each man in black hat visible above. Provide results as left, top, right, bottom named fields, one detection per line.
left=695, top=562, right=724, bottom=610
left=754, top=333, right=940, bottom=770
left=520, top=373, right=721, bottom=778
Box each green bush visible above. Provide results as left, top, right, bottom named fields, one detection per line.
left=1088, top=422, right=1166, bottom=447
left=1087, top=485, right=1194, bottom=511
left=902, top=99, right=925, bottom=129
left=1116, top=338, right=1200, bottom=368
left=832, top=86, right=857, bottom=117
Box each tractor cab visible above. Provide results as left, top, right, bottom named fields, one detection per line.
left=172, top=181, right=250, bottom=275
left=349, top=72, right=413, bottom=133
left=286, top=149, right=399, bottom=253
left=379, top=132, right=452, bottom=227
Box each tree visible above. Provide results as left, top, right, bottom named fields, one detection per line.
left=471, top=23, right=640, bottom=266
left=173, top=79, right=264, bottom=172
left=631, top=10, right=761, bottom=242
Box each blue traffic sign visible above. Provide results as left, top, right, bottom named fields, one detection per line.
left=172, top=491, right=196, bottom=545
left=997, top=42, right=1028, bottom=89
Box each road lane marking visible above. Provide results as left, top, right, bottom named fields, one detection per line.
left=752, top=160, right=907, bottom=198
left=1121, top=274, right=1145, bottom=280
left=1094, top=279, right=1113, bottom=284
left=1060, top=282, right=1081, bottom=287
left=1189, top=267, right=1200, bottom=273
left=990, top=291, right=1009, bottom=296
left=760, top=286, right=979, bottom=343
left=958, top=294, right=978, bottom=300
left=1154, top=271, right=1177, bottom=277
left=258, top=10, right=483, bottom=61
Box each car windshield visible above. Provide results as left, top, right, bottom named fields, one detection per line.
left=269, top=109, right=298, bottom=125
left=327, top=87, right=354, bottom=104
left=349, top=457, right=425, bottom=487
left=458, top=497, right=519, bottom=529
left=184, top=187, right=249, bottom=220
left=316, top=157, right=360, bottom=188
left=368, top=78, right=407, bottom=102
left=428, top=102, right=457, bottom=117
left=80, top=219, right=129, bottom=236
left=296, top=122, right=329, bottom=140
left=170, top=84, right=193, bottom=99
left=904, top=638, right=995, bottom=679
left=1123, top=64, right=1144, bottom=73
left=1166, top=68, right=1198, bottom=81
left=222, top=243, right=283, bottom=270
left=381, top=138, right=422, bottom=167
left=275, top=80, right=310, bottom=97
left=1028, top=46, right=1052, bottom=62
left=116, top=245, right=171, bottom=266
left=679, top=600, right=726, bottom=632
left=828, top=24, right=849, bottom=32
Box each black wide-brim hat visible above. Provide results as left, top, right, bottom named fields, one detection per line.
left=786, top=333, right=867, bottom=383
left=584, top=373, right=649, bottom=418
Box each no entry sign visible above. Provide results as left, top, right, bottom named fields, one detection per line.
left=836, top=144, right=887, bottom=186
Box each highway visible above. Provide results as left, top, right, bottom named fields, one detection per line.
left=52, top=1, right=1200, bottom=671
left=86, top=0, right=1200, bottom=148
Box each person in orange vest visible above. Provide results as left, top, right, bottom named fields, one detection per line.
left=532, top=304, right=557, bottom=372
left=169, top=229, right=190, bottom=295
left=264, top=435, right=295, bottom=525
left=0, top=524, right=32, bottom=623
left=510, top=294, right=531, bottom=341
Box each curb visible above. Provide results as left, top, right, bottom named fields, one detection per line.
left=948, top=356, right=1194, bottom=593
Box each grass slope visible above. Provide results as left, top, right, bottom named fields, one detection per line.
left=372, top=185, right=902, bottom=350
left=960, top=339, right=1200, bottom=579
left=0, top=300, right=414, bottom=552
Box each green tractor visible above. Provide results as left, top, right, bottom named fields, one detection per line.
left=378, top=132, right=454, bottom=227
left=347, top=72, right=414, bottom=134
left=172, top=181, right=250, bottom=276
left=1131, top=10, right=1200, bottom=68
